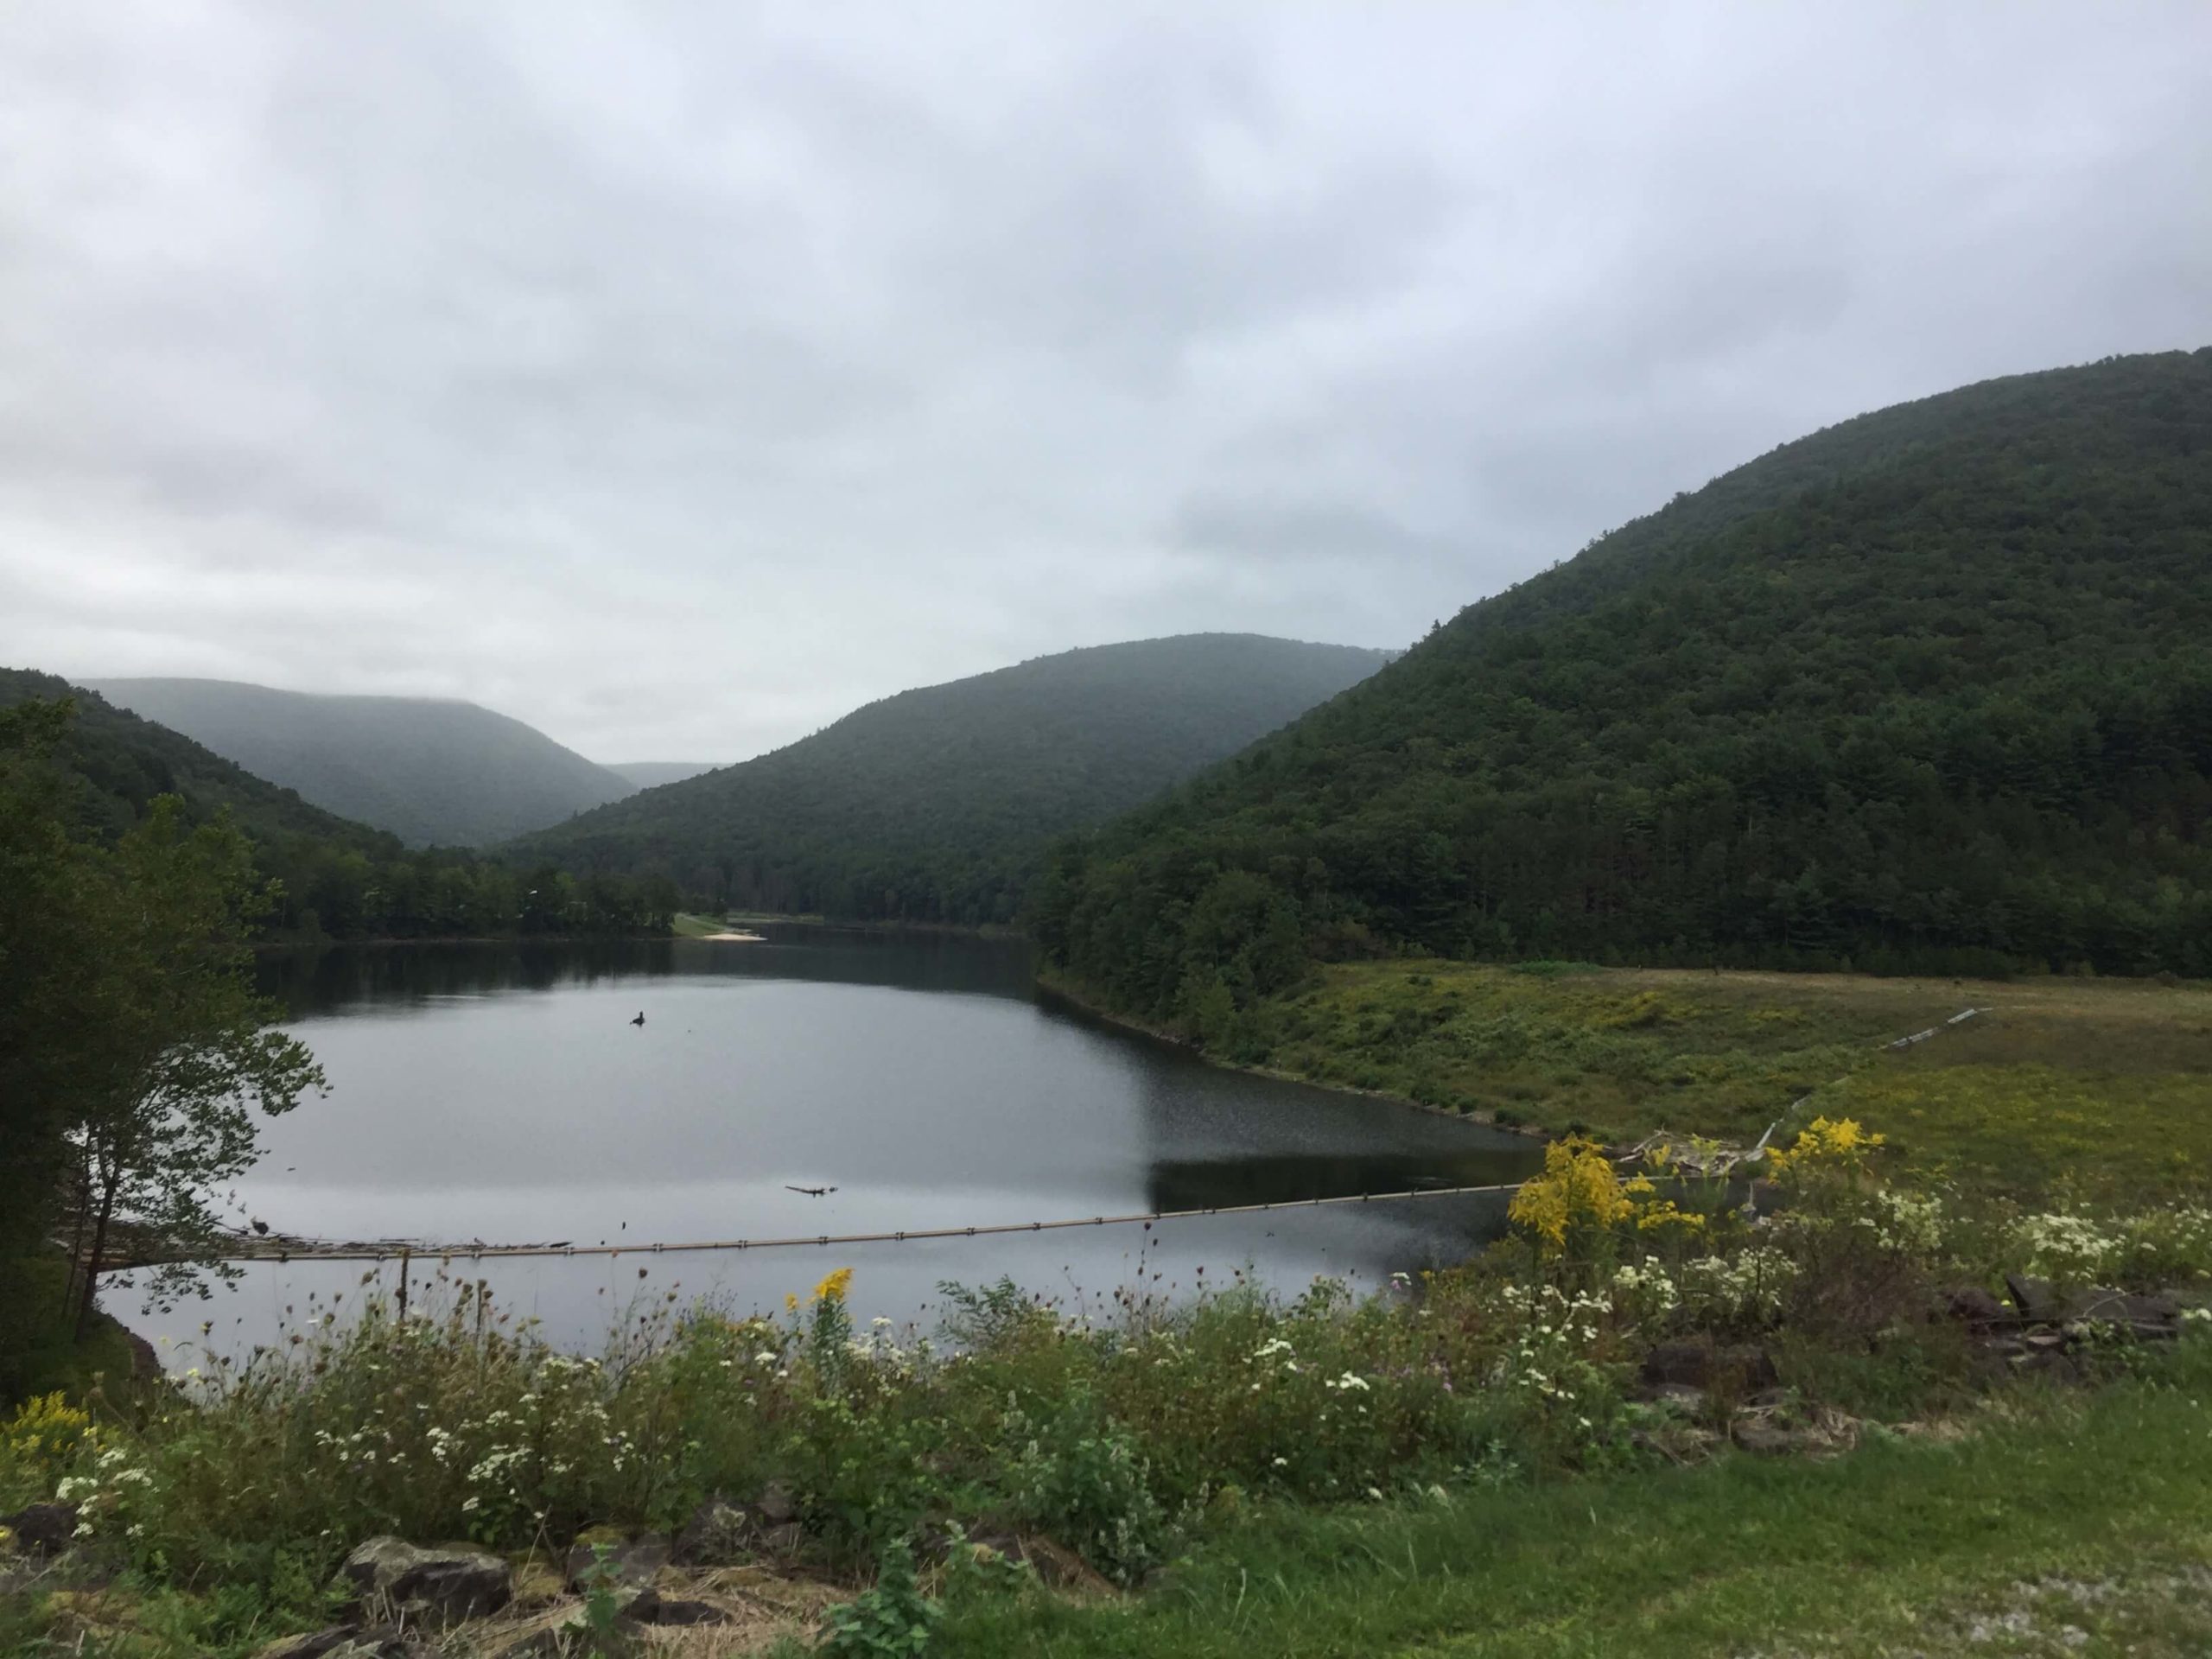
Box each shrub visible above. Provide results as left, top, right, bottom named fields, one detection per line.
left=1002, top=1389, right=1170, bottom=1586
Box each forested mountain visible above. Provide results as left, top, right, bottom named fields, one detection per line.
left=1034, top=349, right=2212, bottom=1029
left=607, top=761, right=721, bottom=789
left=0, top=671, right=676, bottom=940
left=506, top=634, right=1392, bottom=924
left=82, top=678, right=635, bottom=847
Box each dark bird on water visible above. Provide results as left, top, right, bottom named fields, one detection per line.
left=630, top=1011, right=645, bottom=1027
left=785, top=1185, right=837, bottom=1197
left=250, top=1218, right=270, bottom=1236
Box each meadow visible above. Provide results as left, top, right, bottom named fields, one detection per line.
left=1223, top=962, right=2212, bottom=1202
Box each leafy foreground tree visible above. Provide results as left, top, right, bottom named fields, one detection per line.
left=64, top=795, right=327, bottom=1337
left=0, top=697, right=324, bottom=1383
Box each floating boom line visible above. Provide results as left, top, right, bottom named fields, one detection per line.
left=124, top=1179, right=1531, bottom=1273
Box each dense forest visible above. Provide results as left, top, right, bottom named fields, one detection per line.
left=505, top=634, right=1390, bottom=925
left=0, top=672, right=677, bottom=940
left=1033, top=350, right=2212, bottom=1032
left=85, top=677, right=636, bottom=847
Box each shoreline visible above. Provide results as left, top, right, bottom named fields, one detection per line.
left=1031, top=968, right=1557, bottom=1144
left=252, top=929, right=671, bottom=951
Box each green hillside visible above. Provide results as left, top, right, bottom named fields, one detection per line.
left=506, top=634, right=1392, bottom=925
left=0, top=671, right=673, bottom=940
left=1033, top=349, right=2212, bottom=1031
left=83, top=677, right=634, bottom=847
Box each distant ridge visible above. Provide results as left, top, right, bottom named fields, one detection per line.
left=506, top=633, right=1392, bottom=925
left=3, top=668, right=398, bottom=855
left=607, top=761, right=721, bottom=790
left=83, top=677, right=635, bottom=848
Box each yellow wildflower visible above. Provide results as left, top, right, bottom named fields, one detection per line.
left=1633, top=1198, right=1707, bottom=1234
left=813, top=1267, right=855, bottom=1305
left=1767, top=1116, right=1885, bottom=1178
left=1509, top=1136, right=1633, bottom=1252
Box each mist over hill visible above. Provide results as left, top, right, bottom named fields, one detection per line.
left=1035, top=349, right=2212, bottom=1030
left=83, top=678, right=636, bottom=848
left=506, top=633, right=1392, bottom=925
left=3, top=669, right=398, bottom=855
left=607, top=761, right=721, bottom=790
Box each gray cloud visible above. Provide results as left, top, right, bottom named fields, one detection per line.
left=2, top=1, right=2208, bottom=760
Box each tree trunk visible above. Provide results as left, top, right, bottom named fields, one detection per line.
left=60, top=1155, right=92, bottom=1332
left=76, top=1165, right=119, bottom=1343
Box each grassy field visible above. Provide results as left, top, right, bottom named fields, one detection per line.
left=1227, top=963, right=2212, bottom=1202
left=939, top=1361, right=2212, bottom=1658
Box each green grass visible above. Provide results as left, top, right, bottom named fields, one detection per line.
left=1229, top=963, right=2212, bottom=1201
left=674, top=909, right=833, bottom=933
left=938, top=1360, right=2212, bottom=1658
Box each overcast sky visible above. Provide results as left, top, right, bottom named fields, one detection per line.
left=3, top=3, right=2209, bottom=762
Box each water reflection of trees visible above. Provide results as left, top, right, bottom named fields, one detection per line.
left=1145, top=1149, right=1543, bottom=1213
left=1128, top=1052, right=1546, bottom=1215
left=256, top=927, right=1039, bottom=1016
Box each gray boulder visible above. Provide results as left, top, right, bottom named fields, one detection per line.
left=1942, top=1285, right=2006, bottom=1325
left=2005, top=1273, right=2064, bottom=1324
left=2064, top=1287, right=2182, bottom=1339
left=753, top=1479, right=799, bottom=1527
left=340, top=1536, right=512, bottom=1626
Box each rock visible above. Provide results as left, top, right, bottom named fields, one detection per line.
left=1643, top=1382, right=1709, bottom=1415
left=613, top=1586, right=660, bottom=1624
left=2005, top=1273, right=2064, bottom=1324
left=2064, top=1287, right=2182, bottom=1339
left=1942, top=1285, right=2006, bottom=1325
left=752, top=1479, right=799, bottom=1527
left=2, top=1502, right=79, bottom=1557
left=1640, top=1341, right=1779, bottom=1393
left=652, top=1599, right=734, bottom=1627
left=672, top=1497, right=751, bottom=1566
left=562, top=1531, right=669, bottom=1591
left=340, top=1536, right=512, bottom=1626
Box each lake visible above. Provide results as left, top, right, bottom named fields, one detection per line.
left=116, top=927, right=1543, bottom=1365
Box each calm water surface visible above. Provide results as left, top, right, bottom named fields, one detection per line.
left=121, top=928, right=1541, bottom=1362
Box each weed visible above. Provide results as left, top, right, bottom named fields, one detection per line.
left=820, top=1536, right=941, bottom=1658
